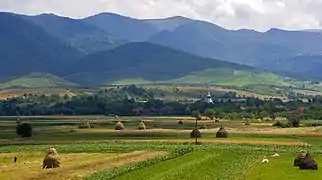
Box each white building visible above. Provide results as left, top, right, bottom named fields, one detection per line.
left=205, top=91, right=214, bottom=104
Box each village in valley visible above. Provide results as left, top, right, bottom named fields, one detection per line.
left=2, top=1, right=322, bottom=179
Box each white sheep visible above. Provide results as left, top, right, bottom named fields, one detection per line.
left=261, top=158, right=269, bottom=163
left=271, top=153, right=280, bottom=157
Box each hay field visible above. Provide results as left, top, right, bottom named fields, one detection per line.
left=2, top=115, right=322, bottom=179
left=0, top=151, right=164, bottom=180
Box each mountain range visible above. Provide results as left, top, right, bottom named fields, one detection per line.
left=1, top=11, right=322, bottom=88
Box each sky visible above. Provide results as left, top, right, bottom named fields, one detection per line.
left=1, top=0, right=322, bottom=31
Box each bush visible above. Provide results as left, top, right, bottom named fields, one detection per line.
left=245, top=120, right=251, bottom=126
left=287, top=114, right=301, bottom=127
left=312, top=123, right=322, bottom=127
left=289, top=118, right=300, bottom=127
left=69, top=129, right=77, bottom=133
left=273, top=121, right=291, bottom=128
left=138, top=121, right=146, bottom=130
left=16, top=123, right=32, bottom=138
left=272, top=121, right=282, bottom=127
left=115, top=121, right=125, bottom=130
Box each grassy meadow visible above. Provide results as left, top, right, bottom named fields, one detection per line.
left=1, top=115, right=322, bottom=179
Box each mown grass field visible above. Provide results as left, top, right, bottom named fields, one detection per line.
left=1, top=115, right=322, bottom=180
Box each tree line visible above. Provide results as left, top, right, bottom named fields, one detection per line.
left=1, top=85, right=322, bottom=120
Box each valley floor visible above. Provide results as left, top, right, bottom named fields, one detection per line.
left=1, top=115, right=322, bottom=180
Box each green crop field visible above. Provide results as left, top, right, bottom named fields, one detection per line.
left=1, top=115, right=322, bottom=180
left=105, top=149, right=260, bottom=180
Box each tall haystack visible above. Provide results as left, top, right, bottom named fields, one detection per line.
left=138, top=121, right=146, bottom=130
left=190, top=129, right=201, bottom=138
left=216, top=127, right=228, bottom=138
left=115, top=121, right=125, bottom=130
left=299, top=153, right=318, bottom=170
left=294, top=150, right=307, bottom=166
left=42, top=148, right=61, bottom=169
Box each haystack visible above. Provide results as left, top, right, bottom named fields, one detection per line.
left=299, top=153, right=318, bottom=170
left=178, top=120, right=183, bottom=125
left=216, top=127, right=228, bottom=138
left=138, top=121, right=146, bottom=130
left=42, top=148, right=61, bottom=169
left=294, top=150, right=307, bottom=166
left=115, top=121, right=125, bottom=130
left=190, top=129, right=201, bottom=138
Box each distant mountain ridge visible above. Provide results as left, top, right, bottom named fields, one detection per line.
left=144, top=16, right=193, bottom=31
left=21, top=13, right=127, bottom=54
left=0, top=12, right=82, bottom=78
left=82, top=13, right=159, bottom=42
left=2, top=11, right=322, bottom=87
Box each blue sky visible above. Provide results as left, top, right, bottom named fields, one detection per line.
left=1, top=0, right=322, bottom=31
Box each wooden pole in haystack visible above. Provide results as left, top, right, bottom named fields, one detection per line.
left=195, top=116, right=198, bottom=144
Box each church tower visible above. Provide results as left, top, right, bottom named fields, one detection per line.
left=205, top=91, right=214, bottom=104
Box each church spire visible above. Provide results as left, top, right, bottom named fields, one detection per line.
left=206, top=91, right=214, bottom=104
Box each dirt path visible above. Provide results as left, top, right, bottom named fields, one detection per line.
left=1, top=151, right=165, bottom=180
left=76, top=127, right=322, bottom=136
left=111, top=139, right=310, bottom=146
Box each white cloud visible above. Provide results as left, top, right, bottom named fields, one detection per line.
left=1, top=0, right=322, bottom=31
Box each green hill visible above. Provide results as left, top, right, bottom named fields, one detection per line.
left=109, top=68, right=300, bottom=87
left=0, top=73, right=77, bottom=89
left=164, top=68, right=295, bottom=86
left=65, top=42, right=255, bottom=85
left=65, top=42, right=316, bottom=91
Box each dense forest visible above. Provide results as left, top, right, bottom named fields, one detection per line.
left=1, top=85, right=322, bottom=122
